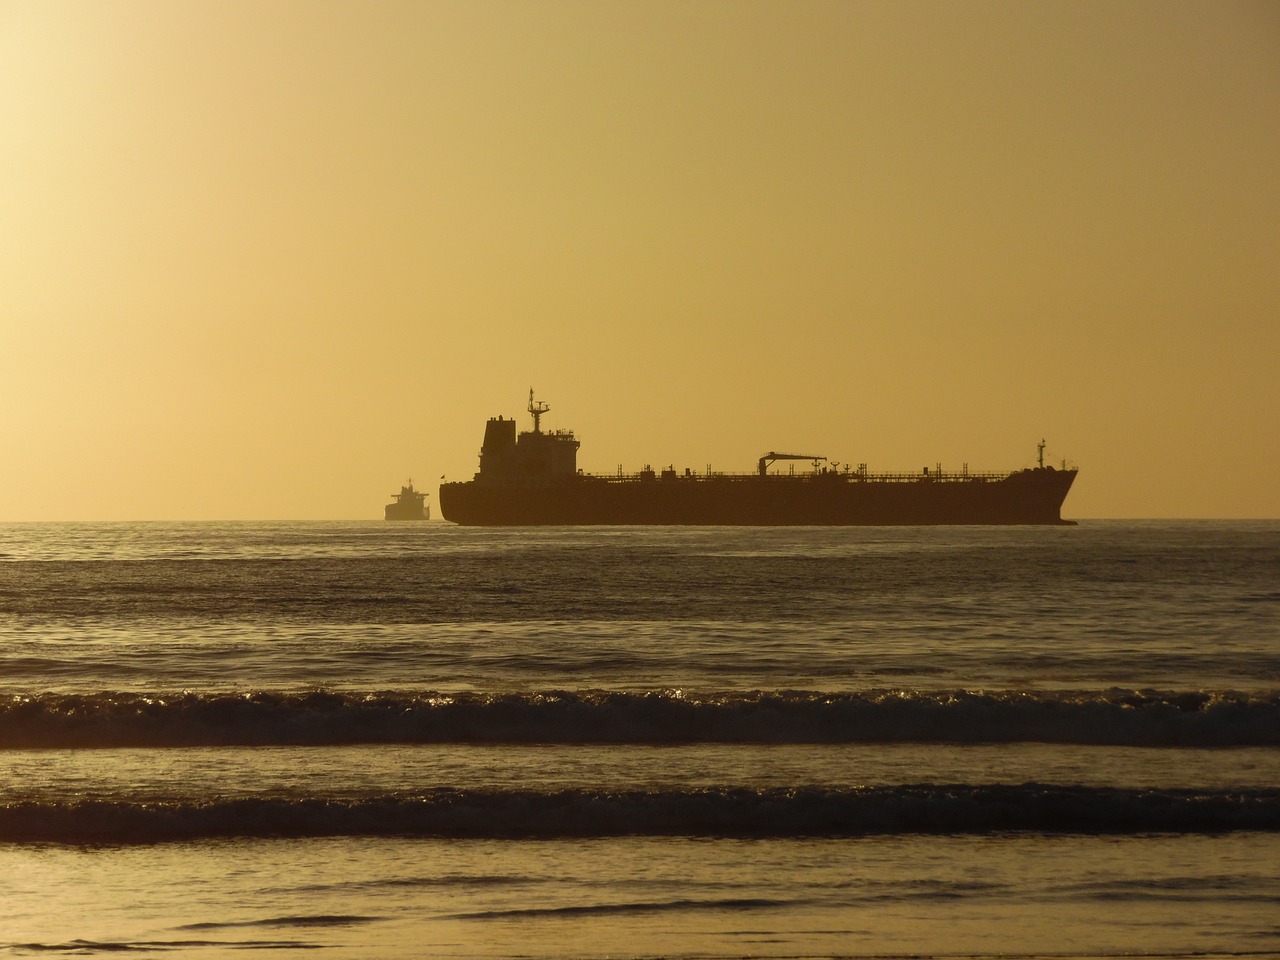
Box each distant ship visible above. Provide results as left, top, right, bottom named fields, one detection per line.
left=439, top=392, right=1077, bottom=526
left=385, top=481, right=429, bottom=521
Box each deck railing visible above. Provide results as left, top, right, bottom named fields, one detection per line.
left=585, top=468, right=1015, bottom=484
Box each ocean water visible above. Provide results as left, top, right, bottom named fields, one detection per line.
left=0, top=520, right=1277, bottom=958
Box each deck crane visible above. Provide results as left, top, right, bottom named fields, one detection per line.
left=757, top=451, right=826, bottom=476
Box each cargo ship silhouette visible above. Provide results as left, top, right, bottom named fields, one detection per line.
left=439, top=391, right=1077, bottom=526
left=384, top=481, right=429, bottom=520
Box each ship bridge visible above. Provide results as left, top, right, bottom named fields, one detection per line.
left=476, top=390, right=579, bottom=483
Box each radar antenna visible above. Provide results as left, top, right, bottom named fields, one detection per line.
left=528, top=388, right=550, bottom=434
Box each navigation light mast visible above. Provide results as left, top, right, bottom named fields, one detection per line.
left=528, top=389, right=550, bottom=434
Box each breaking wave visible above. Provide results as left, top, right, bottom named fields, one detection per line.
left=1, top=688, right=1277, bottom=749
left=3, top=785, right=1277, bottom=843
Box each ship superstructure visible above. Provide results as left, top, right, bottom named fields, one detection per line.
left=472, top=391, right=581, bottom=486
left=439, top=392, right=1077, bottom=526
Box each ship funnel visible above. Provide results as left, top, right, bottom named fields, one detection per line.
left=482, top=417, right=517, bottom=454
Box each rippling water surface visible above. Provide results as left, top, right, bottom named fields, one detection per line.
left=1, top=520, right=1277, bottom=958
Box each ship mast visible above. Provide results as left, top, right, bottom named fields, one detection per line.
left=528, top=388, right=550, bottom=434
left=1038, top=439, right=1046, bottom=469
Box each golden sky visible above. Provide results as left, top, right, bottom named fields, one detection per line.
left=2, top=0, right=1277, bottom=520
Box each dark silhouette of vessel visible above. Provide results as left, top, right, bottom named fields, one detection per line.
left=385, top=481, right=429, bottom=521
left=439, top=392, right=1077, bottom=526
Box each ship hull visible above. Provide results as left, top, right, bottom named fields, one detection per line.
left=384, top=504, right=428, bottom=521
left=439, top=469, right=1077, bottom=526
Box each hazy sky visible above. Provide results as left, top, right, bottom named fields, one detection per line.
left=2, top=0, right=1277, bottom=520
